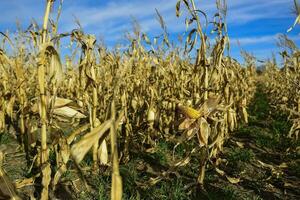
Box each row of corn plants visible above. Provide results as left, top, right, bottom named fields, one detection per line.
left=0, top=0, right=256, bottom=199
left=262, top=34, right=300, bottom=141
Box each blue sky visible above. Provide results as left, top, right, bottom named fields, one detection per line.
left=0, top=0, right=300, bottom=63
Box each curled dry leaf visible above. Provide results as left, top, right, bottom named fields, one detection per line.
left=39, top=43, right=64, bottom=85
left=197, top=117, right=210, bottom=147
left=98, top=139, right=109, bottom=165
left=226, top=176, right=240, bottom=184
left=71, top=120, right=111, bottom=164
left=178, top=118, right=197, bottom=130
left=173, top=156, right=191, bottom=167
left=0, top=167, right=21, bottom=200
left=52, top=137, right=70, bottom=188
left=53, top=106, right=86, bottom=119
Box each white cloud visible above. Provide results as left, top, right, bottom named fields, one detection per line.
left=225, top=0, right=293, bottom=25
left=59, top=1, right=176, bottom=30
left=231, top=34, right=300, bottom=46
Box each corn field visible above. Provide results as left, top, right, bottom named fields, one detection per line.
left=0, top=0, right=299, bottom=199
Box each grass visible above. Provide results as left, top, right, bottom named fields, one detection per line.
left=0, top=132, right=12, bottom=145
left=227, top=148, right=254, bottom=163
left=206, top=185, right=239, bottom=200
left=203, top=84, right=300, bottom=200
left=288, top=160, right=300, bottom=177
left=238, top=85, right=294, bottom=151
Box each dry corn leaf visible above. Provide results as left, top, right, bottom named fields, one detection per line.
left=53, top=137, right=70, bottom=188
left=39, top=43, right=63, bottom=85
left=242, top=107, right=248, bottom=123
left=53, top=106, right=86, bottom=119
left=145, top=148, right=156, bottom=153
left=227, top=108, right=236, bottom=131
left=178, top=118, right=197, bottom=130
left=98, top=139, right=109, bottom=165
left=5, top=95, right=15, bottom=118
left=0, top=167, right=21, bottom=200
left=52, top=165, right=67, bottom=189
left=111, top=174, right=122, bottom=200
left=67, top=123, right=90, bottom=144
left=71, top=120, right=111, bottom=164
left=15, top=177, right=35, bottom=189
left=206, top=96, right=221, bottom=113
left=173, top=156, right=191, bottom=167
left=186, top=127, right=198, bottom=138
left=279, top=163, right=288, bottom=168
left=257, top=160, right=275, bottom=170
left=40, top=163, right=51, bottom=200
left=51, top=97, right=73, bottom=108
left=136, top=177, right=162, bottom=189
left=197, top=117, right=210, bottom=147
left=236, top=141, right=244, bottom=148
left=147, top=107, right=155, bottom=123
left=0, top=111, right=5, bottom=132
left=110, top=100, right=122, bottom=200
left=215, top=167, right=225, bottom=176
left=226, top=176, right=240, bottom=184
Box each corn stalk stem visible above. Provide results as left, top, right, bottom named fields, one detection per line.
left=40, top=0, right=52, bottom=158
left=110, top=100, right=122, bottom=200
left=91, top=64, right=99, bottom=167
left=42, top=0, right=52, bottom=43
left=19, top=87, right=25, bottom=144
left=39, top=1, right=53, bottom=199
left=189, top=0, right=209, bottom=186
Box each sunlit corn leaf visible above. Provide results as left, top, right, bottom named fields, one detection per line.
left=15, top=177, right=36, bottom=189
left=97, top=139, right=109, bottom=165
left=39, top=43, right=64, bottom=85
left=0, top=111, right=5, bottom=132
left=242, top=107, right=248, bottom=123
left=71, top=120, right=111, bottom=164
left=5, top=95, right=15, bottom=119
left=226, top=176, right=240, bottom=184
left=227, top=108, right=236, bottom=131
left=173, top=156, right=191, bottom=167
left=41, top=162, right=51, bottom=200
left=197, top=117, right=210, bottom=147
left=51, top=97, right=73, bottom=108
left=135, top=177, right=162, bottom=189
left=53, top=106, right=86, bottom=119
left=147, top=107, right=156, bottom=123
left=215, top=167, right=225, bottom=176
left=111, top=174, right=122, bottom=200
